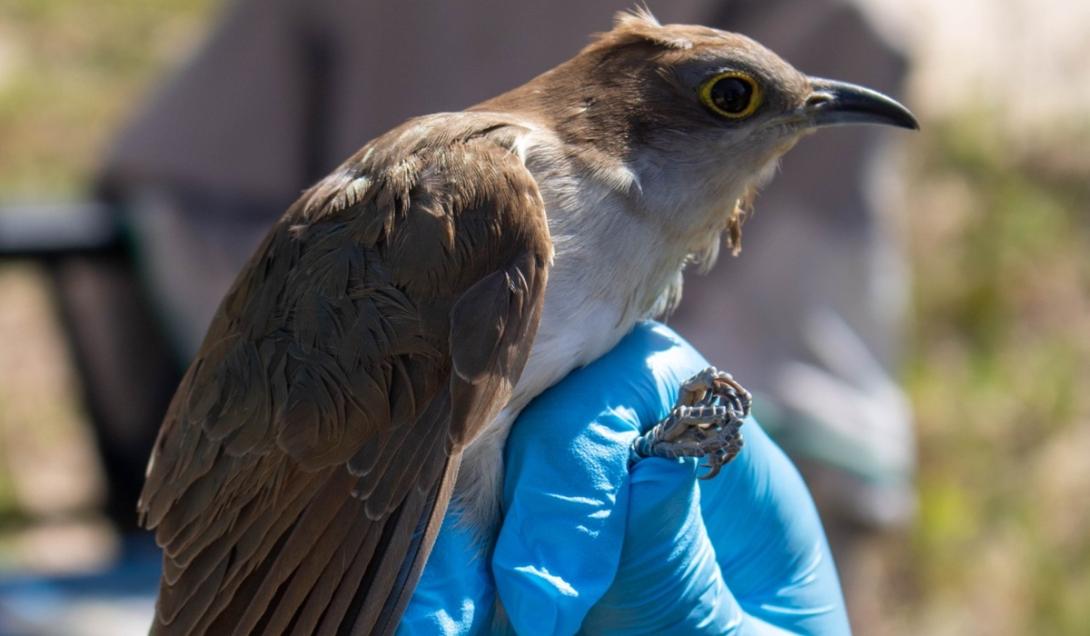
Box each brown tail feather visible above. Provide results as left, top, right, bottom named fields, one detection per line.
left=370, top=450, right=461, bottom=635
left=152, top=452, right=461, bottom=635
left=328, top=453, right=460, bottom=636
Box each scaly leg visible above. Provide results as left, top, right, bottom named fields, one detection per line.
left=629, top=367, right=752, bottom=479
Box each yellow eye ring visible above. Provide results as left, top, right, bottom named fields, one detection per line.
left=699, top=71, right=763, bottom=120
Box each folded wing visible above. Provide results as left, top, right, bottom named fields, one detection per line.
left=138, top=114, right=551, bottom=635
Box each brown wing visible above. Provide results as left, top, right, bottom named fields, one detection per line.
left=138, top=114, right=551, bottom=636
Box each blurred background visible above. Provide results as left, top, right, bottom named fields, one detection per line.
left=0, top=0, right=1087, bottom=634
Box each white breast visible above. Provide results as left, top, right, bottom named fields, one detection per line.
left=454, top=126, right=689, bottom=530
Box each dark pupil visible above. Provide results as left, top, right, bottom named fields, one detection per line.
left=712, top=77, right=753, bottom=114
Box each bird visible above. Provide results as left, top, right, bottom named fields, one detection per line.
left=138, top=9, right=917, bottom=635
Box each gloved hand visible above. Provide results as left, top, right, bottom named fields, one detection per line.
left=399, top=322, right=850, bottom=635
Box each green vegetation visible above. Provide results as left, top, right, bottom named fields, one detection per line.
left=902, top=116, right=1090, bottom=634
left=0, top=0, right=216, bottom=194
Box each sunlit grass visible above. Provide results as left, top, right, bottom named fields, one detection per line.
left=902, top=115, right=1090, bottom=634
left=0, top=0, right=216, bottom=195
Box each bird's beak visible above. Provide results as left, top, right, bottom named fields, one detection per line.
left=803, top=77, right=919, bottom=130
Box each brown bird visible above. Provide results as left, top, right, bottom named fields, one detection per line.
left=139, top=9, right=916, bottom=635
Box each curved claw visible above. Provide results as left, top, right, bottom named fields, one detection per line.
left=630, top=367, right=751, bottom=477
left=699, top=459, right=724, bottom=480
left=697, top=431, right=744, bottom=480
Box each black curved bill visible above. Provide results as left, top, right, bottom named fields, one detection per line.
left=804, top=77, right=919, bottom=130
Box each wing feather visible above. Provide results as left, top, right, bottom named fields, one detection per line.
left=140, top=114, right=551, bottom=635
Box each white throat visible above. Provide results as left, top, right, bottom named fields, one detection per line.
left=455, top=124, right=740, bottom=529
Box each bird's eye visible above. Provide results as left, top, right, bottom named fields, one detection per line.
left=699, top=71, right=762, bottom=120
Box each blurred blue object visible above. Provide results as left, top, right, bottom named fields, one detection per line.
left=0, top=200, right=121, bottom=259
left=0, top=535, right=161, bottom=635
left=402, top=321, right=850, bottom=635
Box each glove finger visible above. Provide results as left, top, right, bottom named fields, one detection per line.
left=580, top=458, right=748, bottom=636
left=699, top=421, right=850, bottom=634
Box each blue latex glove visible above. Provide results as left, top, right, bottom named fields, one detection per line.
left=399, top=322, right=850, bottom=635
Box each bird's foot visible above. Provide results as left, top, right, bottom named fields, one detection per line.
left=629, top=367, right=752, bottom=479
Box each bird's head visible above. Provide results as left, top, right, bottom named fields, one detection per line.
left=487, top=9, right=917, bottom=257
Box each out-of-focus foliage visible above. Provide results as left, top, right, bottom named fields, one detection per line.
left=0, top=0, right=215, bottom=563
left=0, top=0, right=215, bottom=194
left=900, top=116, right=1090, bottom=635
